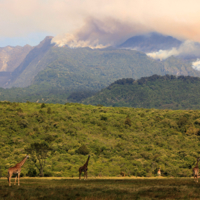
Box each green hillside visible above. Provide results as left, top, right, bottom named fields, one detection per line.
left=1, top=45, right=200, bottom=104
left=83, top=75, right=200, bottom=110
left=0, top=101, right=200, bottom=178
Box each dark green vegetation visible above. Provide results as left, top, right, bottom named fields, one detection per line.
left=0, top=178, right=200, bottom=199
left=0, top=101, right=200, bottom=178
left=83, top=74, right=200, bottom=110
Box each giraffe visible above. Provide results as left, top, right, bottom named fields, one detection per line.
left=79, top=155, right=90, bottom=180
left=193, top=158, right=200, bottom=182
left=8, top=155, right=29, bottom=186
left=157, top=168, right=161, bottom=176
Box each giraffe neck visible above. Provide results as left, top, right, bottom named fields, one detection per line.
left=18, top=156, right=28, bottom=168
left=84, top=156, right=90, bottom=167
left=196, top=160, right=199, bottom=168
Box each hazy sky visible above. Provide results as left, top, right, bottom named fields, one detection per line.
left=1, top=0, right=200, bottom=47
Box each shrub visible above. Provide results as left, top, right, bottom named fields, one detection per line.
left=125, top=117, right=131, bottom=126
left=47, top=107, right=51, bottom=114
left=100, top=115, right=107, bottom=121
left=41, top=103, right=46, bottom=108
left=76, top=145, right=90, bottom=155
left=18, top=119, right=29, bottom=128
left=17, top=108, right=23, bottom=113
left=27, top=168, right=37, bottom=177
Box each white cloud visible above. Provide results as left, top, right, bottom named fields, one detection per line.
left=192, top=59, right=200, bottom=71
left=147, top=41, right=200, bottom=60
left=147, top=48, right=179, bottom=61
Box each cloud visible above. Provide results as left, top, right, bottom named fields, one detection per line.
left=192, top=59, right=200, bottom=71
left=2, top=0, right=200, bottom=47
left=51, top=18, right=147, bottom=48
left=147, top=41, right=200, bottom=60
left=147, top=48, right=179, bottom=60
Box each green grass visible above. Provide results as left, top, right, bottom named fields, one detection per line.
left=0, top=178, right=200, bottom=199
left=1, top=102, right=200, bottom=178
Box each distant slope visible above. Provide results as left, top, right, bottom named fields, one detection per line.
left=0, top=45, right=33, bottom=72
left=0, top=53, right=200, bottom=104
left=5, top=36, right=54, bottom=88
left=0, top=45, right=33, bottom=86
left=82, top=75, right=200, bottom=110
left=119, top=32, right=182, bottom=52
left=26, top=47, right=200, bottom=91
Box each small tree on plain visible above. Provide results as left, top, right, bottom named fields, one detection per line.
left=25, top=142, right=51, bottom=177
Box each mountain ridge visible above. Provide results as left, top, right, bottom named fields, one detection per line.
left=82, top=74, right=200, bottom=110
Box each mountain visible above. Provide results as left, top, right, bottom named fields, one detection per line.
left=0, top=45, right=33, bottom=72
left=0, top=35, right=200, bottom=104
left=4, top=36, right=54, bottom=88
left=4, top=44, right=200, bottom=90
left=0, top=45, right=33, bottom=86
left=119, top=32, right=182, bottom=52
left=0, top=44, right=199, bottom=104
left=82, top=74, right=200, bottom=110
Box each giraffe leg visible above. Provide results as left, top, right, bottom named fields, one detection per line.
left=79, top=171, right=82, bottom=180
left=84, top=172, right=86, bottom=180
left=197, top=175, right=198, bottom=183
left=14, top=175, right=17, bottom=185
left=18, top=173, right=20, bottom=186
left=85, top=171, right=87, bottom=180
left=9, top=172, right=12, bottom=186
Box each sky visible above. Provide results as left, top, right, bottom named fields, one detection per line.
left=1, top=0, right=200, bottom=47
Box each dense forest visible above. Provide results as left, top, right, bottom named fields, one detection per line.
left=2, top=74, right=200, bottom=111
left=0, top=101, right=200, bottom=178
left=83, top=74, right=200, bottom=110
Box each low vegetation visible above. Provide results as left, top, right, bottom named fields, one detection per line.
left=0, top=101, right=200, bottom=178
left=0, top=178, right=200, bottom=199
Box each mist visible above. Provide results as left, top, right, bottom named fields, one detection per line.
left=192, top=59, right=200, bottom=71
left=147, top=41, right=200, bottom=60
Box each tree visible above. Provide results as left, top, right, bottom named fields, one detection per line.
left=25, top=142, right=51, bottom=177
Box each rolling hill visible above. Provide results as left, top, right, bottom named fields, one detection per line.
left=82, top=74, right=200, bottom=110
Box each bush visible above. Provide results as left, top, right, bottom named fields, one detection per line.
left=100, top=116, right=107, bottom=121
left=76, top=145, right=90, bottom=155
left=125, top=117, right=131, bottom=126
left=41, top=103, right=46, bottom=108
left=47, top=107, right=51, bottom=114
left=18, top=119, right=29, bottom=128
left=27, top=168, right=37, bottom=177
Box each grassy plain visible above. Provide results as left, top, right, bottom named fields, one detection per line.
left=0, top=177, right=200, bottom=200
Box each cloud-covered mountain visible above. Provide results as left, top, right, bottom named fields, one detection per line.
left=0, top=34, right=200, bottom=92
left=118, top=32, right=182, bottom=52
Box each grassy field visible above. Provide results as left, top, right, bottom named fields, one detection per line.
left=0, top=177, right=200, bottom=200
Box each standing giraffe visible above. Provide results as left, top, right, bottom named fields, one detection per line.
left=8, top=155, right=29, bottom=186
left=157, top=168, right=161, bottom=176
left=79, top=155, right=90, bottom=180
left=193, top=158, right=200, bottom=182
